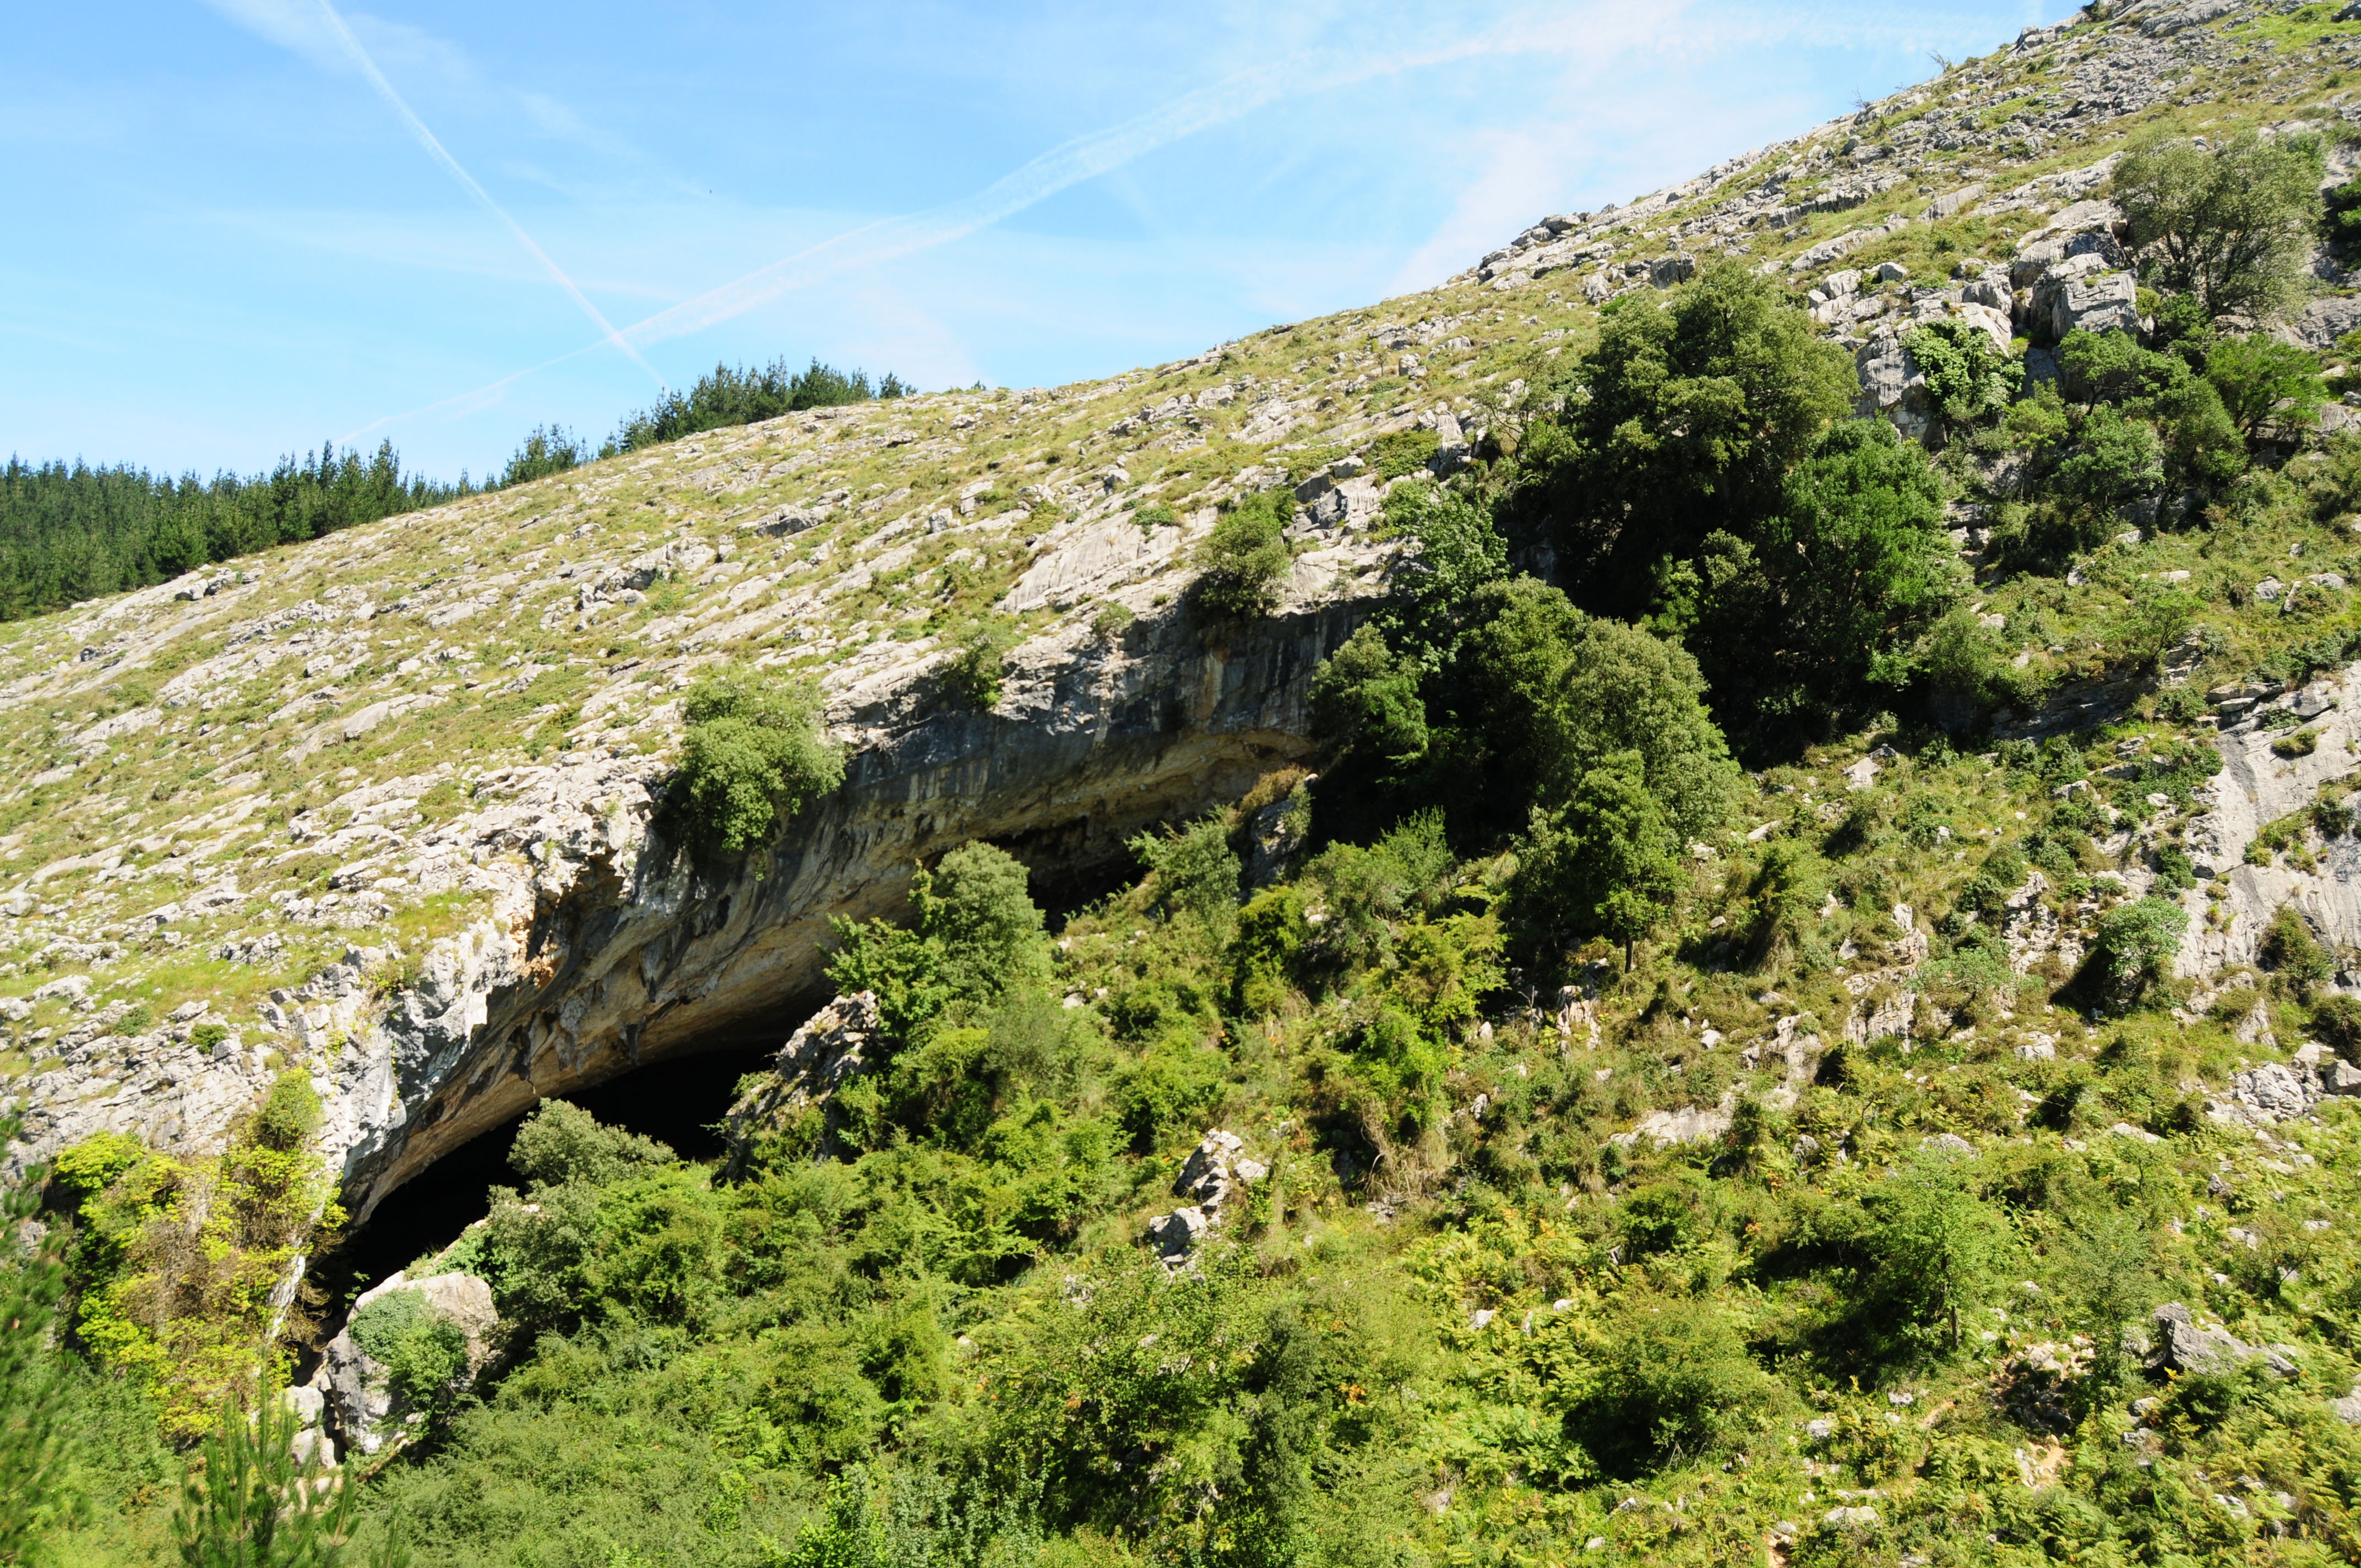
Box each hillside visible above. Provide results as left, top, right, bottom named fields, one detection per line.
left=19, top=1, right=2361, bottom=1562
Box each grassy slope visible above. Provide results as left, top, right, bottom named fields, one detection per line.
left=30, top=5, right=2361, bottom=1565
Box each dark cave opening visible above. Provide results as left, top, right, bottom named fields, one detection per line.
left=304, top=1033, right=781, bottom=1353
left=302, top=846, right=1136, bottom=1364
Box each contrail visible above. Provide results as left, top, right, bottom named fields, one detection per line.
left=311, top=0, right=668, bottom=391
left=347, top=0, right=1778, bottom=443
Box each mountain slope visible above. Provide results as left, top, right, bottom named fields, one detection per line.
left=24, top=2, right=2361, bottom=1560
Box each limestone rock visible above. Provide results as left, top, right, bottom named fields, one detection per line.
left=1147, top=1128, right=1265, bottom=1261
left=312, top=1271, right=497, bottom=1458
left=2147, top=1302, right=2297, bottom=1379
left=722, top=992, right=885, bottom=1167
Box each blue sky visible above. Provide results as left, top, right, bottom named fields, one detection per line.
left=3, top=1, right=2076, bottom=482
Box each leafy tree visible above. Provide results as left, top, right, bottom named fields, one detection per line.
left=1432, top=578, right=1742, bottom=850
left=2109, top=579, right=2198, bottom=674
left=2049, top=404, right=2164, bottom=533
left=1906, top=318, right=2023, bottom=431
left=1129, top=815, right=1243, bottom=929
left=1372, top=481, right=1509, bottom=666
left=667, top=666, right=844, bottom=854
left=1192, top=491, right=1293, bottom=620
left=2113, top=130, right=2325, bottom=320
left=1574, top=1293, right=1781, bottom=1476
left=1508, top=259, right=1856, bottom=622
left=1859, top=1147, right=2008, bottom=1354
left=1509, top=750, right=1683, bottom=970
left=2086, top=895, right=2186, bottom=1009
left=2057, top=329, right=2183, bottom=409
left=1670, top=419, right=1961, bottom=739
left=2205, top=334, right=2327, bottom=439
left=1308, top=625, right=1428, bottom=771
left=828, top=842, right=1052, bottom=1039
left=507, top=1099, right=674, bottom=1189
left=2148, top=373, right=2247, bottom=485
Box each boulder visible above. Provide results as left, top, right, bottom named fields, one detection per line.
left=1147, top=1205, right=1209, bottom=1262
left=2228, top=1061, right=2314, bottom=1121
left=1853, top=331, right=1931, bottom=439
left=1149, top=1129, right=1267, bottom=1262
left=2147, top=1302, right=2298, bottom=1378
left=2028, top=264, right=2139, bottom=345
left=312, top=1271, right=498, bottom=1458
left=2325, top=1059, right=2361, bottom=1096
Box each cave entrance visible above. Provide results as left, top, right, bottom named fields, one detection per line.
left=303, top=1033, right=779, bottom=1353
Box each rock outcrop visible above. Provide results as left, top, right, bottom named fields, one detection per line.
left=309, top=1270, right=498, bottom=1457
left=720, top=990, right=883, bottom=1167
left=1146, top=1130, right=1267, bottom=1262
left=7, top=520, right=1385, bottom=1222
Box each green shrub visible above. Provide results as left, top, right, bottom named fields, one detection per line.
left=2207, top=335, right=2326, bottom=438
left=2313, top=994, right=2361, bottom=1060
left=347, top=1289, right=469, bottom=1418
left=944, top=618, right=1021, bottom=709
left=1089, top=601, right=1134, bottom=641
left=1573, top=1293, right=1780, bottom=1476
left=1308, top=624, right=1428, bottom=770
left=2085, top=895, right=2186, bottom=1008
left=1129, top=815, right=1242, bottom=929
left=1192, top=491, right=1293, bottom=620
left=668, top=665, right=844, bottom=854
left=827, top=842, right=1052, bottom=1039
left=2260, top=903, right=2332, bottom=989
left=1367, top=429, right=1441, bottom=481
left=2272, top=727, right=2321, bottom=759
left=1906, top=318, right=2022, bottom=429
left=171, top=1389, right=378, bottom=1567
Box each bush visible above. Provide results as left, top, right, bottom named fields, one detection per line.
left=668, top=666, right=844, bottom=854
left=1367, top=429, right=1440, bottom=481
left=347, top=1289, right=470, bottom=1418
left=1573, top=1293, right=1780, bottom=1477
left=1129, top=815, right=1242, bottom=929
left=2207, top=335, right=2326, bottom=439
left=944, top=618, right=1021, bottom=709
left=1192, top=491, right=1293, bottom=620
left=2260, top=903, right=2332, bottom=989
left=1308, top=625, right=1428, bottom=770
left=2313, top=994, right=2361, bottom=1060
left=827, top=842, right=1052, bottom=1039
left=1907, top=318, right=2022, bottom=430
left=2085, top=896, right=2186, bottom=1008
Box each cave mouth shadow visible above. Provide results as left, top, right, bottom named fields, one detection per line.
left=301, top=1033, right=779, bottom=1365
left=299, top=837, right=1140, bottom=1368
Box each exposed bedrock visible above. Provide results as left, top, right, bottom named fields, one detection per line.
left=331, top=584, right=1374, bottom=1220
